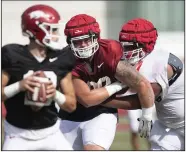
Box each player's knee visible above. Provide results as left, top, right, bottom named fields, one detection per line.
left=131, top=132, right=138, bottom=138
left=84, top=144, right=105, bottom=150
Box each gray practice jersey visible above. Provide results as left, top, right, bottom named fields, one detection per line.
left=117, top=49, right=184, bottom=130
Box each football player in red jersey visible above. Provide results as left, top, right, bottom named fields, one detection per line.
left=2, top=4, right=76, bottom=150
left=59, top=14, right=155, bottom=150
left=103, top=18, right=184, bottom=150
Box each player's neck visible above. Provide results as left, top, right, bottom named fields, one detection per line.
left=86, top=55, right=94, bottom=63
left=28, top=41, right=47, bottom=58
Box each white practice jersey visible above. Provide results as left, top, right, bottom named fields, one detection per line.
left=117, top=49, right=184, bottom=129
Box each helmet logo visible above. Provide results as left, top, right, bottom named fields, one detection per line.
left=121, top=34, right=127, bottom=38
left=75, top=30, right=83, bottom=34
left=29, top=10, right=51, bottom=19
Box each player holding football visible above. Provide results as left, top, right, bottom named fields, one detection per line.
left=102, top=18, right=184, bottom=150
left=59, top=14, right=155, bottom=150
left=2, top=4, right=76, bottom=150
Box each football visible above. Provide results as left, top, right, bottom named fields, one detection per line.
left=26, top=71, right=49, bottom=105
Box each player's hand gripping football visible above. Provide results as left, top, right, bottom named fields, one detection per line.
left=137, top=106, right=154, bottom=138
left=45, top=80, right=56, bottom=100
left=20, top=71, right=56, bottom=102
left=19, top=71, right=41, bottom=93
left=31, top=71, right=56, bottom=103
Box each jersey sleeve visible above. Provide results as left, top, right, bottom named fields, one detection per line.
left=139, top=52, right=169, bottom=100
left=72, top=64, right=81, bottom=77
left=151, top=63, right=169, bottom=100
left=56, top=47, right=76, bottom=80
left=72, top=61, right=89, bottom=82
left=2, top=45, right=13, bottom=74
left=72, top=62, right=85, bottom=78
left=108, top=41, right=123, bottom=74
left=64, top=49, right=76, bottom=72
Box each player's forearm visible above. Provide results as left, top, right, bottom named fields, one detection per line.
left=58, top=72, right=77, bottom=112
left=65, top=93, right=77, bottom=111
left=2, top=81, right=22, bottom=101
left=54, top=89, right=76, bottom=113
left=2, top=71, right=12, bottom=100
left=78, top=87, right=110, bottom=107
left=78, top=82, right=124, bottom=108
left=2, top=89, right=7, bottom=101
left=137, top=80, right=155, bottom=108
left=115, top=61, right=155, bottom=108
left=102, top=95, right=141, bottom=110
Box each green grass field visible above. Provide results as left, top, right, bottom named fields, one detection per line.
left=110, top=115, right=149, bottom=150
left=110, top=131, right=149, bottom=150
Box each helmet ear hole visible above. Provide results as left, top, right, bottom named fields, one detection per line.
left=88, top=30, right=94, bottom=36
left=94, top=33, right=99, bottom=39
left=66, top=37, right=71, bottom=44
left=29, top=37, right=35, bottom=41
left=132, top=37, right=137, bottom=43
left=139, top=43, right=145, bottom=48
left=88, top=30, right=98, bottom=40
left=148, top=41, right=153, bottom=45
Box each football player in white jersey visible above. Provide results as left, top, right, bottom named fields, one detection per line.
left=102, top=18, right=184, bottom=150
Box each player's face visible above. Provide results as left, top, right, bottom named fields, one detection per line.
left=41, top=24, right=64, bottom=51
left=70, top=35, right=99, bottom=59
left=51, top=28, right=60, bottom=42
left=43, top=25, right=60, bottom=42
left=73, top=37, right=92, bottom=48
left=121, top=41, right=145, bottom=65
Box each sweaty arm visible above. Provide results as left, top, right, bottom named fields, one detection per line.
left=72, top=76, right=124, bottom=108
left=115, top=60, right=156, bottom=138
left=115, top=60, right=155, bottom=108
left=103, top=63, right=174, bottom=110
left=102, top=83, right=161, bottom=109
left=55, top=72, right=77, bottom=113
left=102, top=94, right=141, bottom=110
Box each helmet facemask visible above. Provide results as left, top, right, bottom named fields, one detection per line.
left=121, top=42, right=147, bottom=65
left=35, top=21, right=63, bottom=50
left=70, top=34, right=99, bottom=59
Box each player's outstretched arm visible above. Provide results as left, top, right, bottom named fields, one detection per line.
left=54, top=72, right=77, bottom=113
left=115, top=60, right=155, bottom=108
left=115, top=60, right=155, bottom=138
left=102, top=82, right=162, bottom=110
left=102, top=94, right=141, bottom=110
left=112, top=62, right=173, bottom=108
left=72, top=76, right=124, bottom=108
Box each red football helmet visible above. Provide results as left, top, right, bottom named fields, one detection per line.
left=64, top=14, right=100, bottom=58
left=119, top=18, right=158, bottom=65
left=21, top=4, right=63, bottom=50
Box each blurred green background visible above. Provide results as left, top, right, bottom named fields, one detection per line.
left=105, top=1, right=184, bottom=40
